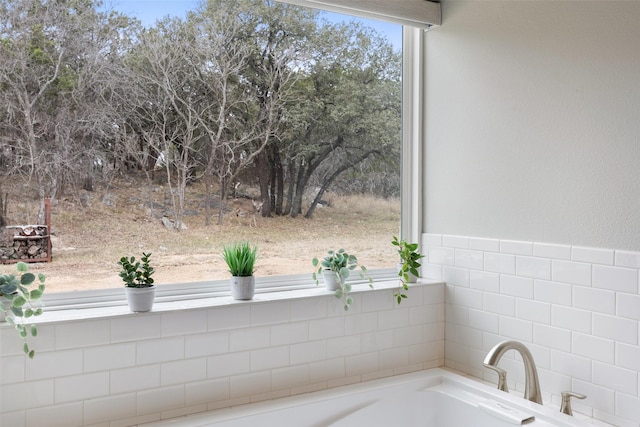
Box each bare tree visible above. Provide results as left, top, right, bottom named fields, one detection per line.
left=0, top=0, right=136, bottom=220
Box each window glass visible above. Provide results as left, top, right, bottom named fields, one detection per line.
left=0, top=0, right=402, bottom=293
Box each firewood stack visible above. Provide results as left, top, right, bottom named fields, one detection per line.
left=0, top=225, right=51, bottom=263
left=0, top=198, right=52, bottom=264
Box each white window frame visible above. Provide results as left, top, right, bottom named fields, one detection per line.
left=40, top=21, right=426, bottom=312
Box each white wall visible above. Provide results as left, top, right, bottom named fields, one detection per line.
left=423, top=2, right=640, bottom=425
left=423, top=233, right=640, bottom=426
left=0, top=284, right=444, bottom=426
left=424, top=1, right=640, bottom=251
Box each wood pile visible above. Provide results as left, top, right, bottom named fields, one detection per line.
left=0, top=225, right=51, bottom=263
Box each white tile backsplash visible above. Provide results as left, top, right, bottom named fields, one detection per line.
left=470, top=270, right=500, bottom=292
left=616, top=393, right=640, bottom=425
left=592, top=361, right=637, bottom=395
left=161, top=358, right=207, bottom=386
left=207, top=351, right=250, bottom=378
left=615, top=250, right=640, bottom=269
left=573, top=286, right=616, bottom=315
left=484, top=252, right=516, bottom=275
left=592, top=313, right=638, bottom=345
left=515, top=298, right=550, bottom=324
left=592, top=265, right=639, bottom=293
left=55, top=372, right=109, bottom=403
left=229, top=326, right=270, bottom=352
left=26, top=402, right=83, bottom=427
left=110, top=365, right=161, bottom=394
left=500, top=240, right=533, bottom=256
left=534, top=279, right=572, bottom=306
left=533, top=242, right=572, bottom=260
left=500, top=275, right=534, bottom=299
left=572, top=246, right=615, bottom=265
left=468, top=237, right=500, bottom=252
left=617, top=293, right=640, bottom=321
left=442, top=234, right=469, bottom=249
left=137, top=337, right=185, bottom=365
left=5, top=232, right=640, bottom=426
left=551, top=306, right=591, bottom=336
left=552, top=260, right=592, bottom=286
left=424, top=234, right=640, bottom=426
left=455, top=249, right=484, bottom=270
left=515, top=256, right=551, bottom=280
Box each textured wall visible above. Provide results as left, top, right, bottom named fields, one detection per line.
left=424, top=1, right=640, bottom=250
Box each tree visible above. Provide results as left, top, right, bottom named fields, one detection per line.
left=214, top=0, right=318, bottom=218
left=277, top=21, right=402, bottom=218
left=0, top=0, right=135, bottom=220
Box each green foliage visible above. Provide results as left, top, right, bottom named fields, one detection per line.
left=312, top=248, right=372, bottom=311
left=222, top=242, right=258, bottom=277
left=118, top=252, right=155, bottom=288
left=0, top=262, right=46, bottom=358
left=392, top=236, right=424, bottom=304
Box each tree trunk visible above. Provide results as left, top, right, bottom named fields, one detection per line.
left=254, top=148, right=271, bottom=217
left=273, top=147, right=284, bottom=215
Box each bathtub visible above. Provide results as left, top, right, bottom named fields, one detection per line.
left=144, top=368, right=593, bottom=427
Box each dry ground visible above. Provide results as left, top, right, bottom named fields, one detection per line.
left=2, top=176, right=400, bottom=293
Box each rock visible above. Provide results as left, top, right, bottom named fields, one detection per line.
left=161, top=216, right=174, bottom=230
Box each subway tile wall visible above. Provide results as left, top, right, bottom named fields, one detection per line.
left=422, top=233, right=640, bottom=427
left=0, top=284, right=444, bottom=427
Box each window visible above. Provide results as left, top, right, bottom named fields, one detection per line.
left=0, top=0, right=424, bottom=306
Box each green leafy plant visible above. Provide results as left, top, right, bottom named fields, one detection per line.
left=0, top=261, right=46, bottom=358
left=392, top=236, right=425, bottom=304
left=222, top=241, right=258, bottom=277
left=118, top=252, right=155, bottom=288
left=312, top=248, right=372, bottom=311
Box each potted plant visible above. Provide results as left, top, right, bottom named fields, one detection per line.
left=118, top=252, right=156, bottom=312
left=0, top=261, right=45, bottom=358
left=312, top=248, right=372, bottom=311
left=222, top=241, right=258, bottom=300
left=392, top=236, right=425, bottom=304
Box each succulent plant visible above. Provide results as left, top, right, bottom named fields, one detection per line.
left=0, top=261, right=46, bottom=358
left=312, top=248, right=372, bottom=311
left=118, top=252, right=155, bottom=288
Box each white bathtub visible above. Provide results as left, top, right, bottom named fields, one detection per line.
left=144, top=368, right=593, bottom=427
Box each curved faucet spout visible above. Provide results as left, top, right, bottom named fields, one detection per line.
left=483, top=340, right=542, bottom=404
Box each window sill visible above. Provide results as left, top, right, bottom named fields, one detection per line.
left=13, top=278, right=443, bottom=325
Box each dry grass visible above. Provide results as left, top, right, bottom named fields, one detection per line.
left=2, top=177, right=400, bottom=292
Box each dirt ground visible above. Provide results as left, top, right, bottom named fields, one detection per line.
left=1, top=177, right=400, bottom=293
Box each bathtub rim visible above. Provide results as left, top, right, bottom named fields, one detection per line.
left=142, top=367, right=596, bottom=427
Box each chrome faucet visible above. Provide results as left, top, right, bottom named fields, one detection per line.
left=483, top=340, right=543, bottom=404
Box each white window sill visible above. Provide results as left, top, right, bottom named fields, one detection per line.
left=16, top=278, right=443, bottom=325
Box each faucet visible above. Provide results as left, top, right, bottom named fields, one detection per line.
left=560, top=391, right=586, bottom=416
left=483, top=340, right=543, bottom=404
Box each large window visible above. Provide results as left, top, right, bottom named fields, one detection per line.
left=0, top=0, right=417, bottom=300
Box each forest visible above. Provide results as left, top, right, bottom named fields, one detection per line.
left=0, top=0, right=401, bottom=228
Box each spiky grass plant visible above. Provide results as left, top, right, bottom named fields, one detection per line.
left=222, top=241, right=258, bottom=277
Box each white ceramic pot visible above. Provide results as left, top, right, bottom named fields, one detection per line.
left=125, top=286, right=156, bottom=312
left=322, top=270, right=343, bottom=291
left=398, top=264, right=419, bottom=283
left=231, top=276, right=255, bottom=300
